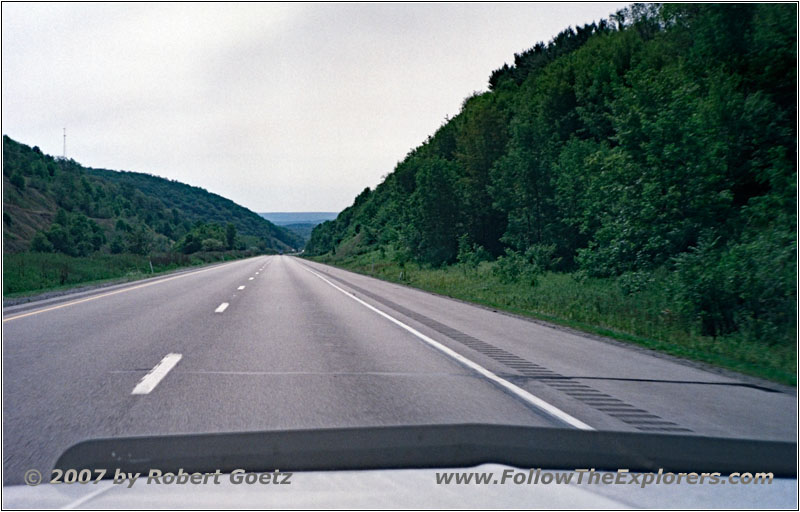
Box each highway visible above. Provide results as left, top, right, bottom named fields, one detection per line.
left=2, top=255, right=796, bottom=485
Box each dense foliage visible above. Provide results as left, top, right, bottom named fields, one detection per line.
left=307, top=4, right=796, bottom=347
left=3, top=135, right=303, bottom=256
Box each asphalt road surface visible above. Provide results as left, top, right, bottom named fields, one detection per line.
left=3, top=255, right=796, bottom=485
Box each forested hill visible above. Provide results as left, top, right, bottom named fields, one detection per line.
left=84, top=167, right=302, bottom=249
left=3, top=135, right=303, bottom=254
left=307, top=4, right=796, bottom=347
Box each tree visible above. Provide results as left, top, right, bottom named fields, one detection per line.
left=407, top=158, right=460, bottom=265
left=225, top=222, right=237, bottom=250
left=110, top=236, right=124, bottom=254
left=202, top=238, right=225, bottom=252
left=453, top=92, right=510, bottom=255
left=46, top=225, right=69, bottom=254
left=126, top=227, right=153, bottom=255
left=30, top=231, right=53, bottom=252
left=10, top=172, right=25, bottom=190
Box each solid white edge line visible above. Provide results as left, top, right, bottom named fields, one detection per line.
left=3, top=258, right=253, bottom=323
left=215, top=302, right=229, bottom=313
left=298, top=263, right=594, bottom=431
left=238, top=286, right=246, bottom=290
left=131, top=353, right=182, bottom=395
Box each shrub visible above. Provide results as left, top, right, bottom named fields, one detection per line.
left=457, top=235, right=493, bottom=270
left=618, top=270, right=656, bottom=295
left=524, top=243, right=560, bottom=272
left=110, top=236, right=124, bottom=254
left=30, top=231, right=53, bottom=252
left=493, top=249, right=538, bottom=285
left=671, top=230, right=795, bottom=344
left=201, top=238, right=224, bottom=252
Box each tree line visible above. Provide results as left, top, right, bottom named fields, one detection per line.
left=307, top=3, right=796, bottom=346
left=3, top=135, right=303, bottom=257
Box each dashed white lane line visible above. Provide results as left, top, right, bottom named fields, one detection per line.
left=131, top=353, right=183, bottom=395
left=249, top=277, right=254, bottom=281
left=297, top=262, right=594, bottom=431
left=3, top=261, right=241, bottom=323
left=238, top=286, right=246, bottom=290
left=256, top=272, right=260, bottom=275
left=215, top=302, right=229, bottom=313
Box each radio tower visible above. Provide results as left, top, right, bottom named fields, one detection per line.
left=62, top=127, right=66, bottom=159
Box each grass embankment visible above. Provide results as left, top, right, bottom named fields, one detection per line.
left=3, top=250, right=266, bottom=298
left=309, top=251, right=795, bottom=386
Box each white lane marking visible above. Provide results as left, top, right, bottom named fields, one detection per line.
left=3, top=259, right=250, bottom=322
left=256, top=272, right=260, bottom=275
left=298, top=263, right=594, bottom=431
left=238, top=286, right=246, bottom=290
left=131, top=353, right=182, bottom=395
left=215, top=302, right=229, bottom=313
left=249, top=277, right=254, bottom=280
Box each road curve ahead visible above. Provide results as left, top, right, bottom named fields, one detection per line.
left=3, top=255, right=796, bottom=485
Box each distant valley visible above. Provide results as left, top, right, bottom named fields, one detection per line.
left=259, top=212, right=338, bottom=226
left=259, top=212, right=338, bottom=243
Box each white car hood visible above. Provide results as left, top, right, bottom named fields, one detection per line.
left=4, top=464, right=796, bottom=509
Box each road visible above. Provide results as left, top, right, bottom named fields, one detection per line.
left=3, top=255, right=796, bottom=485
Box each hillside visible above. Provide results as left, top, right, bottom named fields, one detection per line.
left=3, top=135, right=303, bottom=255
left=84, top=167, right=303, bottom=250
left=306, top=4, right=796, bottom=381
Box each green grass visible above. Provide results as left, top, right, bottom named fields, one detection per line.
left=3, top=250, right=261, bottom=298
left=309, top=251, right=796, bottom=386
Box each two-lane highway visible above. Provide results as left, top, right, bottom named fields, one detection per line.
left=3, top=255, right=796, bottom=485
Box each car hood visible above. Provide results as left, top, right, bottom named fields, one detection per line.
left=4, top=424, right=797, bottom=509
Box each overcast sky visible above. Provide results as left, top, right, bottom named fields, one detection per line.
left=2, top=2, right=629, bottom=212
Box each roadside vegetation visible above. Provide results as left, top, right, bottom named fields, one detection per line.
left=3, top=250, right=264, bottom=297
left=306, top=4, right=796, bottom=384
left=311, top=249, right=794, bottom=385
left=3, top=135, right=301, bottom=296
